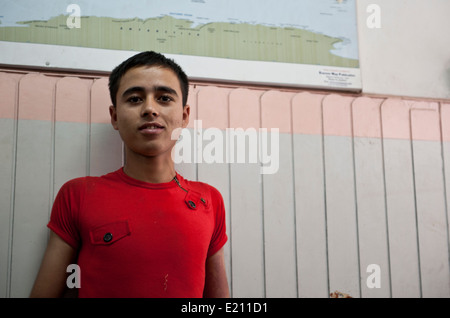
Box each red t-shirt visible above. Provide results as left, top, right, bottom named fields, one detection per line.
left=48, top=168, right=227, bottom=298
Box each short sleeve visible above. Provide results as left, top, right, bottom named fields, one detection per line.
left=47, top=178, right=84, bottom=250
left=207, top=187, right=228, bottom=257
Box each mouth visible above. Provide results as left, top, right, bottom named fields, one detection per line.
left=138, top=122, right=165, bottom=135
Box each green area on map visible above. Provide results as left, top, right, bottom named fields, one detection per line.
left=0, top=15, right=359, bottom=68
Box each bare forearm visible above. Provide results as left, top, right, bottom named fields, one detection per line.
left=203, top=248, right=230, bottom=298
left=30, top=231, right=77, bottom=298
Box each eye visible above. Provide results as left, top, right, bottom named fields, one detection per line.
left=127, top=96, right=143, bottom=104
left=158, top=95, right=174, bottom=103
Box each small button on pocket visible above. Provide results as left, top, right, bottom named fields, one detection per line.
left=90, top=221, right=130, bottom=245
left=103, top=232, right=113, bottom=243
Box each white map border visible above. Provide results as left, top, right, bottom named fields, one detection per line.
left=0, top=41, right=361, bottom=91
left=0, top=0, right=361, bottom=90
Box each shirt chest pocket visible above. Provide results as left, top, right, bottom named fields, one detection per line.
left=89, top=220, right=131, bottom=245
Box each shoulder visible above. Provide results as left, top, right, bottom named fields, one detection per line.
left=57, top=169, right=121, bottom=195
left=57, top=176, right=89, bottom=194
left=59, top=175, right=97, bottom=192
left=182, top=178, right=223, bottom=200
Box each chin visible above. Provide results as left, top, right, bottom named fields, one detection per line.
left=125, top=140, right=176, bottom=158
left=138, top=146, right=174, bottom=158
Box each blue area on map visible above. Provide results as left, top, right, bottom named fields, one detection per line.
left=0, top=0, right=358, bottom=59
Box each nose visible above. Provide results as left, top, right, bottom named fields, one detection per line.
left=141, top=99, right=159, bottom=118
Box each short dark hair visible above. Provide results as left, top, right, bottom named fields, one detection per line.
left=108, top=51, right=189, bottom=107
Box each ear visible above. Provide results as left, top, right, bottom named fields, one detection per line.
left=109, top=105, right=119, bottom=130
left=182, top=104, right=190, bottom=129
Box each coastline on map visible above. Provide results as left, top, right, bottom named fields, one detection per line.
left=0, top=14, right=359, bottom=68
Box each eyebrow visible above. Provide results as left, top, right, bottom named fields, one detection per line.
left=121, top=85, right=179, bottom=98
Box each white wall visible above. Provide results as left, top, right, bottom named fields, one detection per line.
left=357, top=0, right=450, bottom=99
left=2, top=71, right=450, bottom=298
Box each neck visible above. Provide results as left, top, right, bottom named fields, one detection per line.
left=122, top=149, right=177, bottom=184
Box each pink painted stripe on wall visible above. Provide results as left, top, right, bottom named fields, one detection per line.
left=442, top=103, right=450, bottom=142
left=322, top=94, right=353, bottom=137
left=186, top=84, right=198, bottom=129
left=0, top=72, right=19, bottom=119
left=381, top=98, right=411, bottom=140
left=90, top=78, right=111, bottom=124
left=55, top=77, right=91, bottom=123
left=411, top=108, right=441, bottom=142
left=18, top=74, right=57, bottom=121
left=261, top=90, right=293, bottom=134
left=1, top=71, right=450, bottom=142
left=352, top=97, right=384, bottom=139
left=292, top=92, right=324, bottom=135
left=197, top=86, right=231, bottom=130
left=229, top=89, right=262, bottom=130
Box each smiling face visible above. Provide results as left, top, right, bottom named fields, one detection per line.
left=109, top=65, right=190, bottom=160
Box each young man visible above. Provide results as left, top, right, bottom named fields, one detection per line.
left=30, top=51, right=229, bottom=298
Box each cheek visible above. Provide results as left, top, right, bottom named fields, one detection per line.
left=115, top=113, right=135, bottom=135
left=171, top=118, right=183, bottom=127
left=167, top=109, right=186, bottom=126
